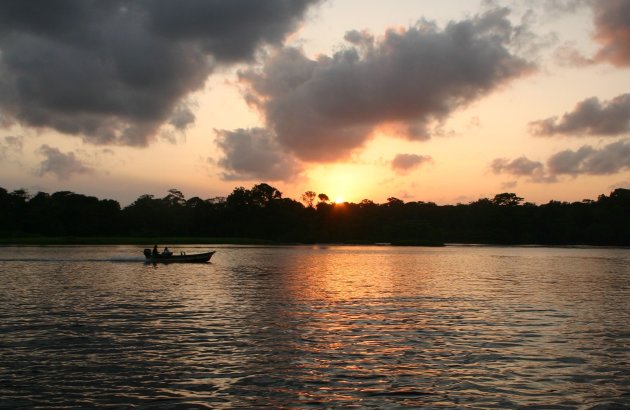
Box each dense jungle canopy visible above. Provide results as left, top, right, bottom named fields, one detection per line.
left=1, top=184, right=629, bottom=246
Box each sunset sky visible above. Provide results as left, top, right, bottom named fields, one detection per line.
left=1, top=0, right=630, bottom=205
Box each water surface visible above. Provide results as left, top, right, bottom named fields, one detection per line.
left=1, top=245, right=629, bottom=408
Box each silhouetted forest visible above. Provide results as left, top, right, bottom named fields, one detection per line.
left=1, top=183, right=629, bottom=246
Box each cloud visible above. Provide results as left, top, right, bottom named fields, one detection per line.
left=160, top=101, right=198, bottom=144
left=35, top=144, right=93, bottom=179
left=547, top=138, right=630, bottom=175
left=491, top=156, right=544, bottom=175
left=491, top=155, right=556, bottom=182
left=542, top=0, right=589, bottom=14
left=553, top=43, right=595, bottom=67
left=529, top=94, right=630, bottom=137
left=0, top=135, right=23, bottom=159
left=168, top=102, right=197, bottom=132
left=501, top=180, right=518, bottom=189
left=492, top=139, right=630, bottom=182
left=0, top=0, right=320, bottom=146
left=391, top=153, right=432, bottom=174
left=592, top=0, right=630, bottom=66
left=238, top=8, right=534, bottom=162
left=549, top=0, right=630, bottom=68
left=215, top=128, right=304, bottom=181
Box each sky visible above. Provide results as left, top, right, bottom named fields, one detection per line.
left=1, top=0, right=630, bottom=206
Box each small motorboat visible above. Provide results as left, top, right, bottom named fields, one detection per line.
left=143, top=249, right=215, bottom=263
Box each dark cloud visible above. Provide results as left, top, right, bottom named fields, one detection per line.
left=146, top=0, right=319, bottom=63
left=547, top=139, right=630, bottom=175
left=35, top=144, right=93, bottom=179
left=592, top=0, right=630, bottom=66
left=160, top=102, right=196, bottom=144
left=239, top=8, right=534, bottom=162
left=215, top=128, right=304, bottom=181
left=0, top=0, right=320, bottom=146
left=529, top=94, right=630, bottom=137
left=168, top=103, right=196, bottom=131
left=391, top=154, right=432, bottom=174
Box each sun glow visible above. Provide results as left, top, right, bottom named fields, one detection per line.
left=306, top=163, right=380, bottom=204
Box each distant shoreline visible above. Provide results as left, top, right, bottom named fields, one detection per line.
left=0, top=237, right=277, bottom=246
left=0, top=236, right=447, bottom=247
left=2, top=236, right=626, bottom=248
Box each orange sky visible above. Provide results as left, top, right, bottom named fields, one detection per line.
left=1, top=1, right=629, bottom=206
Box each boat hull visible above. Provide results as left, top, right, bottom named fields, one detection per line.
left=144, top=251, right=215, bottom=264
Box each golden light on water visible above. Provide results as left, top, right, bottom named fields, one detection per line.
left=2, top=246, right=628, bottom=407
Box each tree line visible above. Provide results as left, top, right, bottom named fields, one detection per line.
left=1, top=183, right=629, bottom=246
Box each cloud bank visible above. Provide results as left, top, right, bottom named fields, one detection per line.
left=237, top=8, right=534, bottom=163
left=0, top=0, right=319, bottom=146
left=529, top=94, right=630, bottom=137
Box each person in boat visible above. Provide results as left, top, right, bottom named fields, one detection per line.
left=162, top=247, right=172, bottom=257
left=152, top=245, right=159, bottom=257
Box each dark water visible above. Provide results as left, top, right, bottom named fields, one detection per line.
left=1, top=245, right=629, bottom=408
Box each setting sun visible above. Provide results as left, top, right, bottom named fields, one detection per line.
left=334, top=196, right=345, bottom=203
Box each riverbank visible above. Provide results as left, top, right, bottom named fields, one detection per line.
left=0, top=236, right=277, bottom=246
left=0, top=236, right=446, bottom=247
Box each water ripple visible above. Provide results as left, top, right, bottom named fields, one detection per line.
left=0, top=245, right=629, bottom=408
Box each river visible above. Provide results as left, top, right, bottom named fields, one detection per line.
left=0, top=245, right=629, bottom=408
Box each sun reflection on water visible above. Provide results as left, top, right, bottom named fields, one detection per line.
left=0, top=245, right=629, bottom=408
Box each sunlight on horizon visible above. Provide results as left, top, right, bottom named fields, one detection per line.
left=306, top=163, right=373, bottom=204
